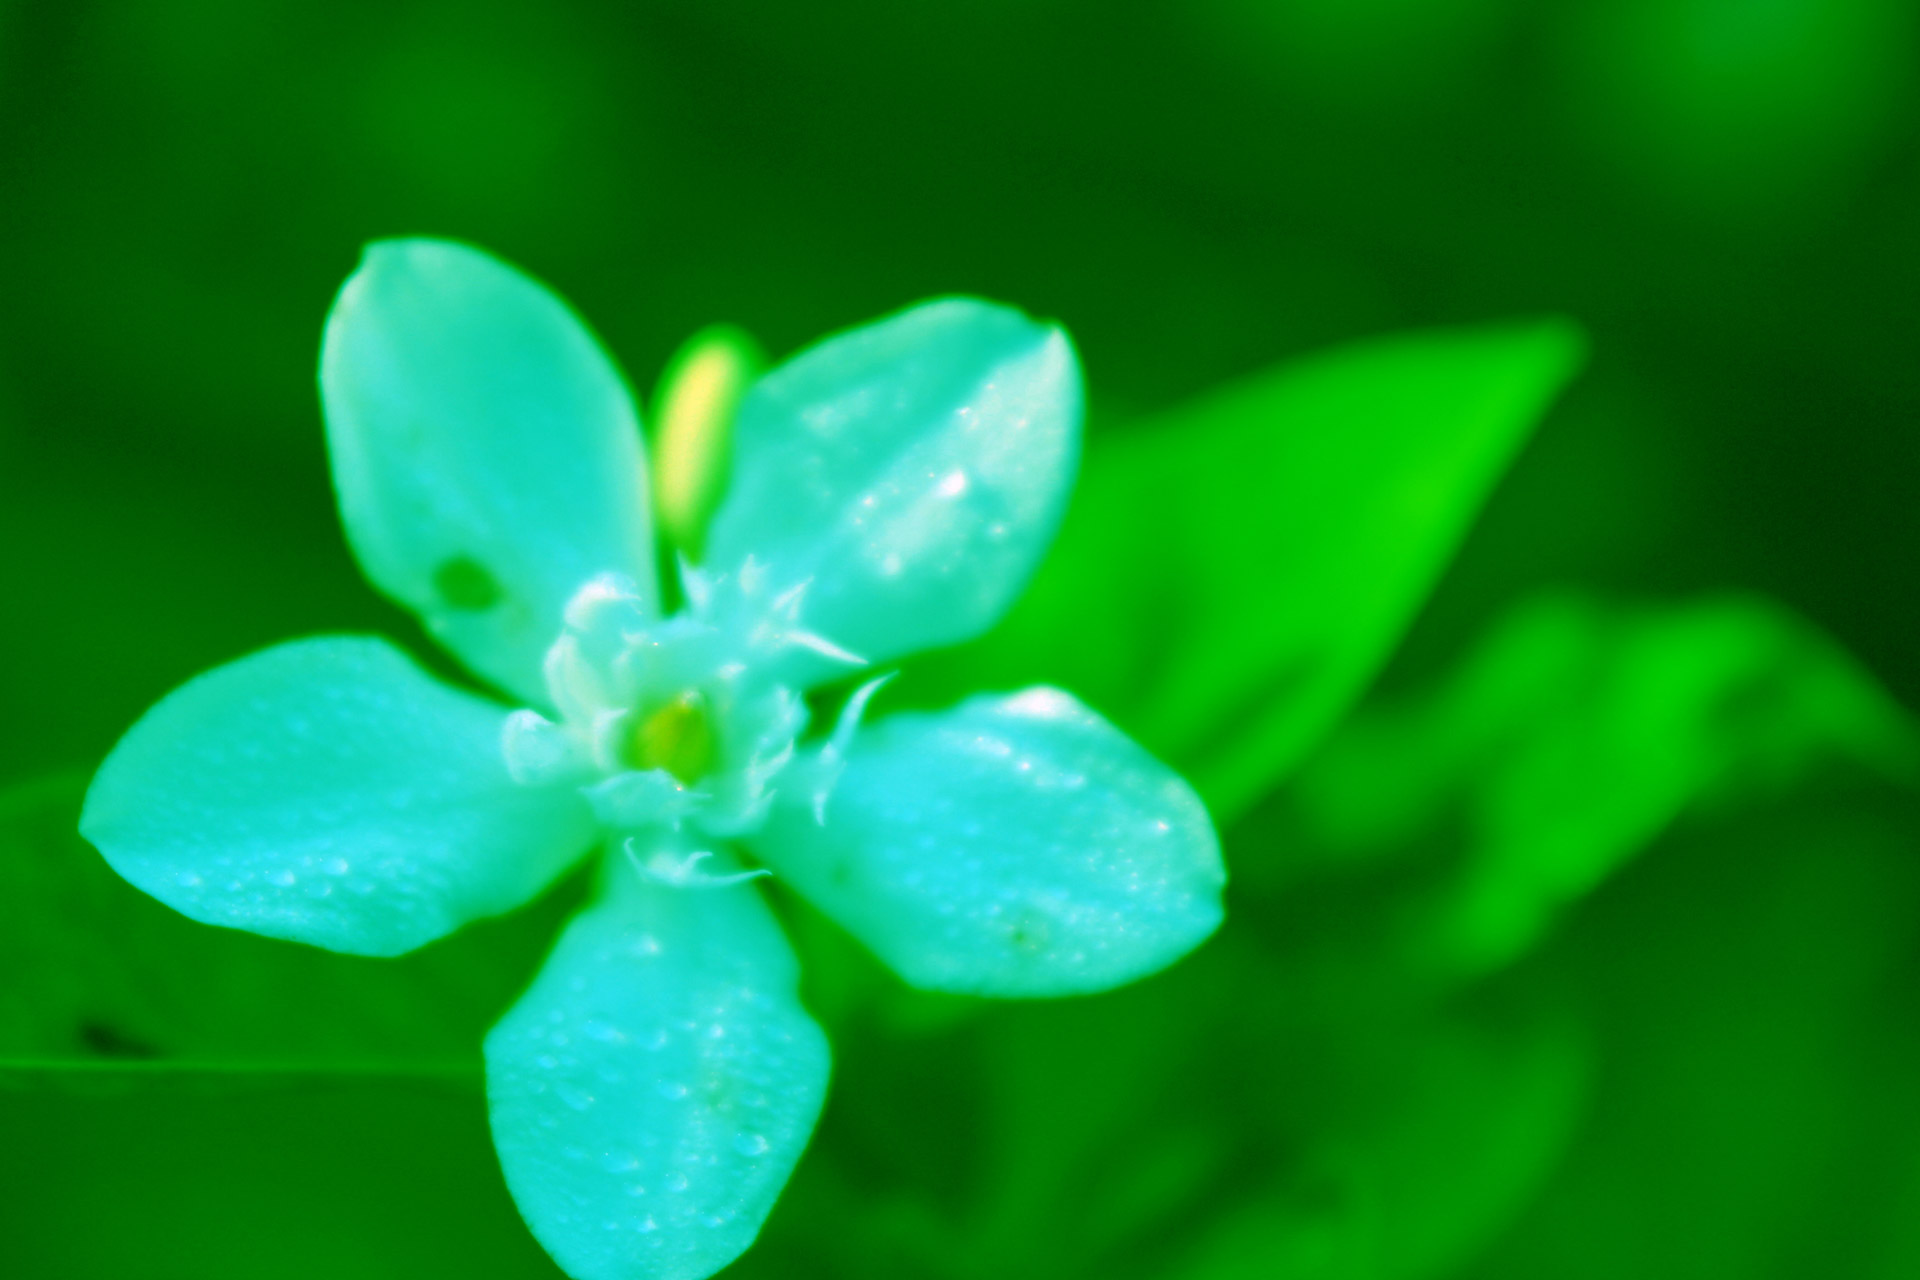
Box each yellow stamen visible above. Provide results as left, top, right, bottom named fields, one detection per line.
left=650, top=324, right=763, bottom=561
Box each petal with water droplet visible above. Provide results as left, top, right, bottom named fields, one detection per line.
left=486, top=848, right=829, bottom=1280
left=321, top=238, right=658, bottom=705
left=703, top=298, right=1081, bottom=684
left=81, top=636, right=597, bottom=956
left=749, top=688, right=1225, bottom=997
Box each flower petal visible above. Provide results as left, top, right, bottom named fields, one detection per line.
left=703, top=298, right=1082, bottom=682
left=80, top=636, right=597, bottom=957
left=750, top=688, right=1225, bottom=997
left=320, top=238, right=657, bottom=706
left=486, top=852, right=830, bottom=1280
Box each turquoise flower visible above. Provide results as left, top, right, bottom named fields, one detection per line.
left=79, top=239, right=1226, bottom=1280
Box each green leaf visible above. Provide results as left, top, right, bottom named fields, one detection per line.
left=1172, top=997, right=1589, bottom=1280
left=964, top=959, right=1230, bottom=1277
left=1459, top=792, right=1920, bottom=1280
left=928, top=930, right=1586, bottom=1280
left=1288, top=592, right=1920, bottom=975
left=0, top=773, right=582, bottom=1087
left=906, top=321, right=1584, bottom=824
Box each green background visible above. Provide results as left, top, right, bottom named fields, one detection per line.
left=3, top=1, right=1919, bottom=1277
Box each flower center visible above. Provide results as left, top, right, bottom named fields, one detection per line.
left=626, top=691, right=717, bottom=785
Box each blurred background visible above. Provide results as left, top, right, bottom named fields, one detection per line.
left=2, top=1, right=1918, bottom=1277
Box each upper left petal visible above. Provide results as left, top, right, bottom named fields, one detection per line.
left=320, top=238, right=658, bottom=706
left=80, top=635, right=598, bottom=956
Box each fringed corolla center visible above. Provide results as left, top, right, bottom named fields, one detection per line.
left=500, top=561, right=886, bottom=850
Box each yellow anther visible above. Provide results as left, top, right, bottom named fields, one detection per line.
left=627, top=691, right=718, bottom=785
left=650, top=324, right=763, bottom=561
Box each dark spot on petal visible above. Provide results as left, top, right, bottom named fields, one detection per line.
left=433, top=555, right=503, bottom=611
left=1007, top=909, right=1049, bottom=955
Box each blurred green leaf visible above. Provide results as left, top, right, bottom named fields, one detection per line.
left=910, top=321, right=1584, bottom=823
left=1289, top=592, right=1919, bottom=974
left=1175, top=996, right=1589, bottom=1280
left=0, top=773, right=581, bottom=1087
left=1, top=1078, right=570, bottom=1278
left=966, top=965, right=1229, bottom=1277
left=1461, top=792, right=1920, bottom=1280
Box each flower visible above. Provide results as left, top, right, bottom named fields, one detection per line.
left=79, top=239, right=1227, bottom=1280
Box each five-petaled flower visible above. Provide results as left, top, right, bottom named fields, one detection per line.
left=80, top=239, right=1226, bottom=1280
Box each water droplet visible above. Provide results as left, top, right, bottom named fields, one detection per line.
left=175, top=872, right=202, bottom=889
left=637, top=1215, right=658, bottom=1233
left=733, top=1133, right=770, bottom=1157
left=536, top=1055, right=559, bottom=1071
left=601, top=1151, right=641, bottom=1173
left=585, top=1020, right=628, bottom=1044
left=657, top=1081, right=689, bottom=1101
left=321, top=857, right=351, bottom=875
left=665, top=1172, right=689, bottom=1193
left=267, top=869, right=297, bottom=887
left=557, top=1084, right=596, bottom=1111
